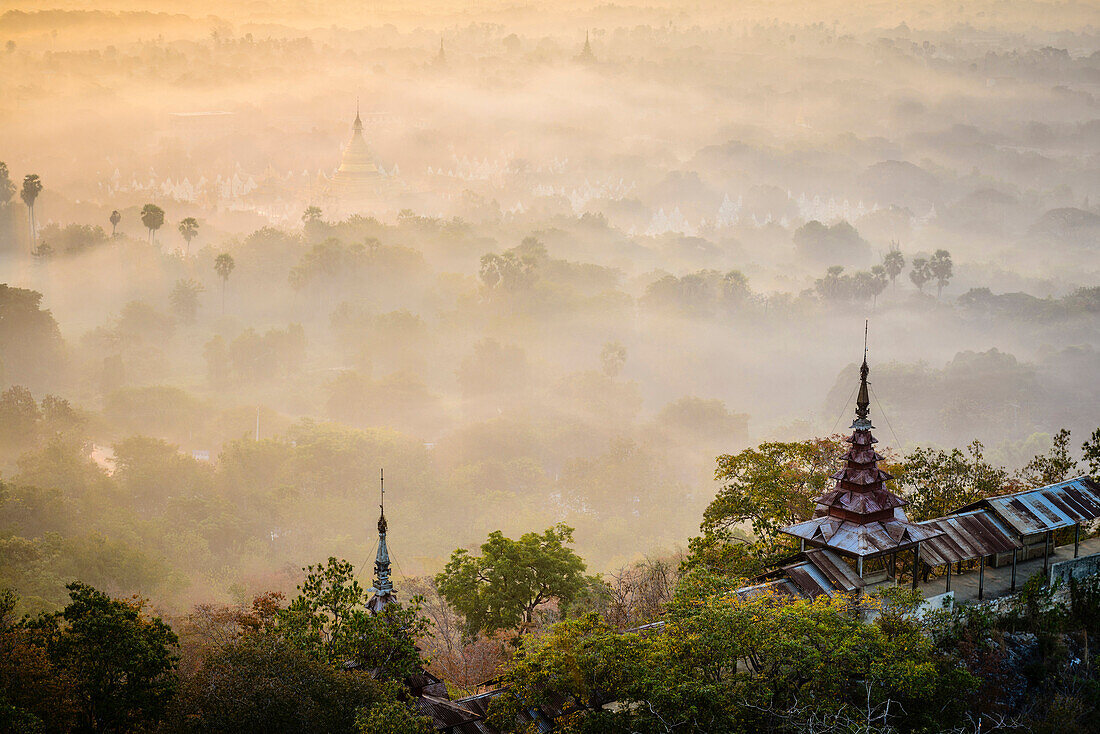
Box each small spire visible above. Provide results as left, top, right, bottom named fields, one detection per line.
left=353, top=98, right=363, bottom=132
left=853, top=320, right=872, bottom=429
left=370, top=468, right=393, bottom=609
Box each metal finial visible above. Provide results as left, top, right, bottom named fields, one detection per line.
left=863, top=319, right=868, bottom=364
left=377, top=468, right=387, bottom=534
left=854, top=322, right=871, bottom=426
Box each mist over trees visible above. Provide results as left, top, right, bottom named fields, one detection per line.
left=0, top=0, right=1099, bottom=729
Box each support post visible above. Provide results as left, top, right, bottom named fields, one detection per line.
left=800, top=539, right=805, bottom=553
left=911, top=542, right=920, bottom=590
left=978, top=555, right=985, bottom=600
left=945, top=562, right=952, bottom=593
left=857, top=555, right=863, bottom=579
left=1011, top=547, right=1018, bottom=591
left=1044, top=530, right=1051, bottom=577
left=1075, top=524, right=1081, bottom=558
left=890, top=552, right=897, bottom=578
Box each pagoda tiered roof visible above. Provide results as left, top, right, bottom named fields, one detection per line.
left=781, top=355, right=942, bottom=559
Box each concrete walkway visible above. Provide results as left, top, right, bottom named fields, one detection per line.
left=872, top=537, right=1100, bottom=605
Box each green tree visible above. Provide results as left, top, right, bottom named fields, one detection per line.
left=896, top=440, right=1010, bottom=521
left=0, top=385, right=40, bottom=450
left=356, top=697, right=434, bottom=734
left=0, top=162, right=14, bottom=205
left=868, top=264, right=889, bottom=306
left=693, top=438, right=843, bottom=567
left=177, top=217, right=199, bottom=255
left=169, top=278, right=205, bottom=324
left=37, top=582, right=178, bottom=733
left=140, top=204, right=165, bottom=246
left=0, top=588, right=77, bottom=732
left=277, top=558, right=427, bottom=680
left=436, top=525, right=587, bottom=639
left=109, top=210, right=121, bottom=237
left=20, top=174, right=42, bottom=251
left=1019, top=428, right=1077, bottom=487
left=928, top=248, right=953, bottom=298
left=1083, top=428, right=1100, bottom=477
left=302, top=206, right=322, bottom=223
left=175, top=632, right=387, bottom=734
left=214, top=253, right=235, bottom=313
left=883, top=244, right=905, bottom=287
left=909, top=256, right=931, bottom=293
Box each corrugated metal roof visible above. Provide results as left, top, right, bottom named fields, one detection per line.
left=733, top=577, right=804, bottom=601
left=414, top=694, right=483, bottom=727
left=916, top=509, right=1021, bottom=566
left=960, top=476, right=1100, bottom=536
left=782, top=561, right=832, bottom=598
left=804, top=547, right=865, bottom=591
left=783, top=515, right=943, bottom=557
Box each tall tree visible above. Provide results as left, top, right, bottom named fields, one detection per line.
left=177, top=217, right=199, bottom=255
left=869, top=264, right=889, bottom=306
left=169, top=278, right=205, bottom=324
left=0, top=162, right=14, bottom=205
left=214, top=253, right=235, bottom=314
left=435, top=524, right=587, bottom=639
left=20, top=174, right=42, bottom=251
left=276, top=557, right=428, bottom=680
left=140, top=204, right=165, bottom=246
left=109, top=210, right=121, bottom=237
left=1019, top=428, right=1077, bottom=487
left=909, top=256, right=931, bottom=293
left=36, top=582, right=178, bottom=733
left=1083, top=428, right=1100, bottom=478
left=883, top=244, right=905, bottom=287
left=928, top=248, right=953, bottom=298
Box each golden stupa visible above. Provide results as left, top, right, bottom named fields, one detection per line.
left=332, top=103, right=384, bottom=201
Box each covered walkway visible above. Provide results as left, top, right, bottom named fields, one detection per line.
left=909, top=535, right=1100, bottom=604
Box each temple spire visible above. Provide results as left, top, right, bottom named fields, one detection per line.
left=353, top=98, right=363, bottom=132
left=853, top=320, right=872, bottom=429
left=368, top=468, right=394, bottom=613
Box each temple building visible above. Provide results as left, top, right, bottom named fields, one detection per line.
left=742, top=347, right=1100, bottom=605
left=366, top=491, right=396, bottom=614
left=364, top=472, right=566, bottom=732
left=331, top=104, right=387, bottom=211
left=780, top=355, right=943, bottom=580
left=576, top=31, right=596, bottom=64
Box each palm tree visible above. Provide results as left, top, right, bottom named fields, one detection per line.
left=909, top=257, right=931, bottom=293
left=928, top=249, right=953, bottom=299
left=883, top=244, right=905, bottom=288
left=869, top=264, right=888, bottom=307
left=20, top=174, right=42, bottom=251
left=109, top=210, right=121, bottom=237
left=140, top=204, right=165, bottom=246
left=178, top=217, right=199, bottom=255
left=214, top=253, right=235, bottom=313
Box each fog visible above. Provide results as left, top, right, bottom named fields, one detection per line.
left=1, top=0, right=1099, bottom=611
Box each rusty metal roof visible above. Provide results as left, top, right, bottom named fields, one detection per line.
left=960, top=476, right=1100, bottom=536
left=916, top=509, right=1021, bottom=566
left=804, top=547, right=865, bottom=592
left=783, top=515, right=943, bottom=557
left=733, top=577, right=804, bottom=601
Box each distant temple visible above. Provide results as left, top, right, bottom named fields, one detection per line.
left=434, top=38, right=446, bottom=67
left=576, top=30, right=596, bottom=64
left=331, top=102, right=387, bottom=210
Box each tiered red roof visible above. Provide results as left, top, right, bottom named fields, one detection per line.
left=781, top=357, right=942, bottom=558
